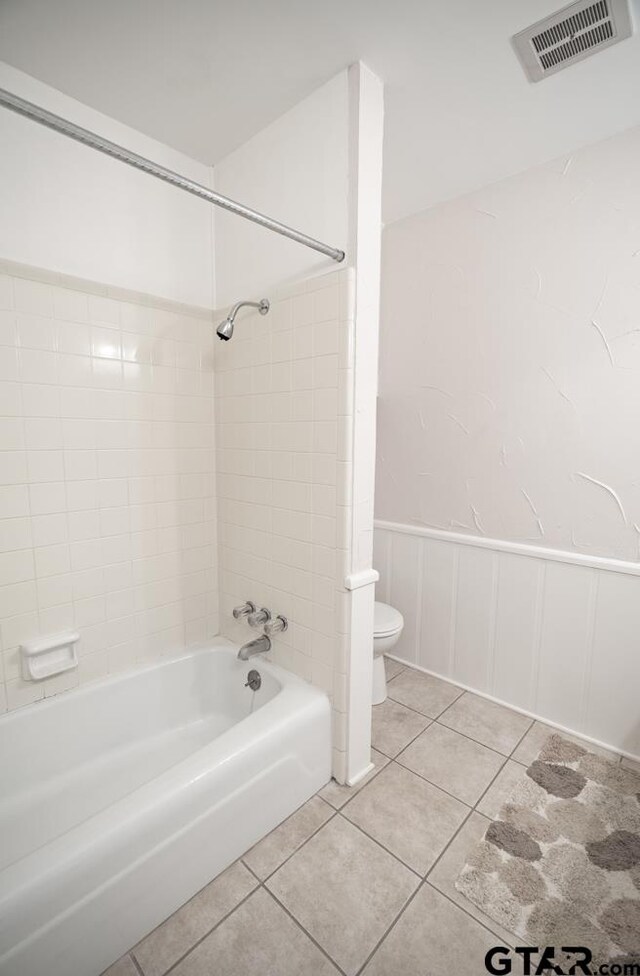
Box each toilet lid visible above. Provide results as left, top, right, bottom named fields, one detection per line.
left=374, top=602, right=404, bottom=637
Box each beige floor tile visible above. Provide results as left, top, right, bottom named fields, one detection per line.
left=512, top=720, right=618, bottom=766
left=102, top=956, right=139, bottom=976
left=319, top=749, right=390, bottom=809
left=171, top=887, right=340, bottom=976
left=342, top=761, right=468, bottom=875
left=388, top=667, right=462, bottom=718
left=363, top=882, right=501, bottom=976
left=427, top=811, right=519, bottom=946
left=397, top=723, right=505, bottom=806
left=439, top=693, right=532, bottom=755
left=243, top=795, right=333, bottom=879
left=371, top=698, right=431, bottom=758
left=134, top=861, right=257, bottom=976
left=385, top=656, right=405, bottom=680
left=266, top=815, right=419, bottom=976
left=476, top=759, right=527, bottom=819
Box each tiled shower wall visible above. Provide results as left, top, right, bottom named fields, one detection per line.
left=215, top=267, right=355, bottom=781
left=0, top=261, right=218, bottom=711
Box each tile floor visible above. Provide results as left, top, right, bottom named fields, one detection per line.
left=105, top=658, right=623, bottom=976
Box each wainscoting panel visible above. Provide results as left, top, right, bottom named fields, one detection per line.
left=492, top=553, right=541, bottom=713
left=535, top=561, right=596, bottom=736
left=453, top=545, right=497, bottom=694
left=421, top=539, right=457, bottom=679
left=374, top=520, right=640, bottom=759
left=587, top=572, right=640, bottom=754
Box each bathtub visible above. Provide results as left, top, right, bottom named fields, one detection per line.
left=0, top=639, right=331, bottom=976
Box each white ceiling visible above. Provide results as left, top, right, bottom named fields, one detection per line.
left=1, top=0, right=640, bottom=224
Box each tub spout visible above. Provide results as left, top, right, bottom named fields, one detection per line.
left=237, top=634, right=271, bottom=661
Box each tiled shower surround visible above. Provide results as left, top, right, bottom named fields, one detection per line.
left=0, top=261, right=218, bottom=711
left=0, top=260, right=356, bottom=780
left=215, top=268, right=355, bottom=781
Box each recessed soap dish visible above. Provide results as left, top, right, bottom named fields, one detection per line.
left=20, top=631, right=80, bottom=681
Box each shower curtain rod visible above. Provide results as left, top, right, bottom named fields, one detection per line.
left=0, top=87, right=346, bottom=263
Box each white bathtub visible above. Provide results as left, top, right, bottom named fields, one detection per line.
left=0, top=639, right=331, bottom=976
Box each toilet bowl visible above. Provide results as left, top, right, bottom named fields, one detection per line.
left=372, top=601, right=404, bottom=705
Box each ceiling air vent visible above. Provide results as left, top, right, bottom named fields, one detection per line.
left=513, top=0, right=633, bottom=82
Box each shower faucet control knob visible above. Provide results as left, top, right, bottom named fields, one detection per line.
left=264, top=614, right=288, bottom=637
left=233, top=601, right=256, bottom=621
left=248, top=607, right=271, bottom=628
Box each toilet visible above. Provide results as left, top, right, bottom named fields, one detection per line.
left=372, top=601, right=404, bottom=705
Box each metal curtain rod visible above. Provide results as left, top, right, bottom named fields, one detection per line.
left=0, top=87, right=345, bottom=263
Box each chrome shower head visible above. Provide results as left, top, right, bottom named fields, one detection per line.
left=216, top=298, right=269, bottom=341
left=216, top=316, right=234, bottom=341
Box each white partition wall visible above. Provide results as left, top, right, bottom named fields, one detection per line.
left=343, top=63, right=384, bottom=784
left=214, top=64, right=384, bottom=783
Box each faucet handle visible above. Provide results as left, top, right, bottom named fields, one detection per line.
left=248, top=607, right=271, bottom=628
left=233, top=600, right=256, bottom=620
left=264, top=614, right=288, bottom=637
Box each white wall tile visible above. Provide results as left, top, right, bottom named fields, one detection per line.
left=215, top=270, right=355, bottom=779
left=0, top=270, right=218, bottom=712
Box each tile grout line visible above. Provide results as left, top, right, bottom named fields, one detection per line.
left=371, top=712, right=434, bottom=763
left=145, top=882, right=261, bottom=976
left=423, top=878, right=519, bottom=952
left=386, top=673, right=466, bottom=719
left=250, top=788, right=461, bottom=975
left=246, top=800, right=340, bottom=884
left=353, top=880, right=425, bottom=976
left=130, top=953, right=145, bottom=976
left=471, top=755, right=516, bottom=814
left=428, top=714, right=517, bottom=759
left=334, top=810, right=424, bottom=881
left=462, top=714, right=534, bottom=814
left=507, top=715, right=536, bottom=760
left=261, top=883, right=350, bottom=976
left=389, top=755, right=478, bottom=810
left=381, top=697, right=520, bottom=762
left=424, top=806, right=475, bottom=881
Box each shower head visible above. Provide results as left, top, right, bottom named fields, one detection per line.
left=216, top=298, right=269, bottom=341
left=216, top=316, right=234, bottom=341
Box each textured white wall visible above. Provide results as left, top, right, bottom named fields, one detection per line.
left=213, top=72, right=349, bottom=307
left=0, top=62, right=215, bottom=308
left=376, top=125, right=640, bottom=562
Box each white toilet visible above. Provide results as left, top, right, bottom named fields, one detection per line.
left=372, top=601, right=404, bottom=705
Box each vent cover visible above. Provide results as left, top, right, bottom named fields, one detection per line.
left=513, top=0, right=633, bottom=82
